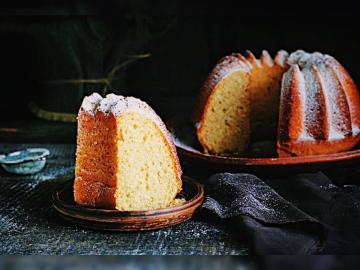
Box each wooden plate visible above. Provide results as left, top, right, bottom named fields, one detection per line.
left=168, top=116, right=360, bottom=173
left=53, top=176, right=204, bottom=231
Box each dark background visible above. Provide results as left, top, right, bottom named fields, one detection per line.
left=1, top=1, right=360, bottom=259
left=1, top=1, right=360, bottom=142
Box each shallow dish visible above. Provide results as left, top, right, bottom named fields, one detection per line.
left=53, top=176, right=204, bottom=231
left=0, top=148, right=50, bottom=174
left=168, top=116, right=360, bottom=173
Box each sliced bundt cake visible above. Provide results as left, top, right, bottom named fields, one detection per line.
left=74, top=93, right=182, bottom=211
left=194, top=50, right=360, bottom=157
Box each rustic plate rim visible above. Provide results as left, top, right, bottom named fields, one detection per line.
left=52, top=176, right=204, bottom=218
left=176, top=145, right=360, bottom=166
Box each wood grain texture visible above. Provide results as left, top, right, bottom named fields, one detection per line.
left=0, top=143, right=248, bottom=255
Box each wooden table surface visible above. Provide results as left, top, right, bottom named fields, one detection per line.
left=0, top=143, right=249, bottom=255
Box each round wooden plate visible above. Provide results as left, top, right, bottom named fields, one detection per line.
left=53, top=176, right=204, bottom=231
left=168, top=116, right=360, bottom=173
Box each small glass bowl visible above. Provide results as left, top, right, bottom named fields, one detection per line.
left=0, top=148, right=50, bottom=175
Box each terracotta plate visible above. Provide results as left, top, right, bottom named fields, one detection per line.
left=53, top=176, right=204, bottom=231
left=168, top=116, right=360, bottom=173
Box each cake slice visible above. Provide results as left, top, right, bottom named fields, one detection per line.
left=74, top=93, right=182, bottom=211
left=193, top=54, right=252, bottom=155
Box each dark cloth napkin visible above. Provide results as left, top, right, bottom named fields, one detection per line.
left=201, top=171, right=360, bottom=254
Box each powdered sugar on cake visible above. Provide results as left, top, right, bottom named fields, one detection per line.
left=287, top=50, right=332, bottom=68
left=79, top=92, right=182, bottom=177
left=81, top=93, right=161, bottom=123
left=283, top=50, right=356, bottom=141
left=80, top=92, right=102, bottom=114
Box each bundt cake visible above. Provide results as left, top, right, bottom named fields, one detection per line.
left=74, top=93, right=182, bottom=211
left=194, top=50, right=360, bottom=157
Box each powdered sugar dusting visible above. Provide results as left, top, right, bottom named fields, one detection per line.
left=325, top=56, right=360, bottom=136
left=79, top=92, right=183, bottom=179
left=279, top=65, right=309, bottom=140
left=81, top=93, right=161, bottom=122
left=301, top=65, right=324, bottom=140
left=81, top=92, right=102, bottom=114
left=288, top=50, right=329, bottom=68
left=280, top=65, right=295, bottom=95
left=274, top=50, right=289, bottom=67
left=286, top=50, right=354, bottom=141
left=318, top=63, right=352, bottom=140
left=98, top=93, right=123, bottom=114
left=213, top=54, right=251, bottom=81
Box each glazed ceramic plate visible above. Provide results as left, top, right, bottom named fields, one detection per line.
left=168, top=116, right=360, bottom=173
left=53, top=176, right=204, bottom=231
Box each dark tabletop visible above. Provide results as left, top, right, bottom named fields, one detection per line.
left=0, top=143, right=249, bottom=255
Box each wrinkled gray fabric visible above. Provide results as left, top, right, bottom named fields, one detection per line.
left=202, top=173, right=326, bottom=254
left=203, top=173, right=320, bottom=224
